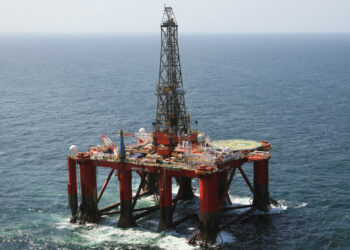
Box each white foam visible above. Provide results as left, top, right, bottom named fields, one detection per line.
left=78, top=226, right=198, bottom=249
left=268, top=203, right=288, bottom=214
left=55, top=194, right=287, bottom=247
left=56, top=218, right=197, bottom=249
left=295, top=202, right=307, bottom=208
left=229, top=195, right=252, bottom=206
left=158, top=231, right=199, bottom=250
left=56, top=220, right=84, bottom=229
left=228, top=195, right=287, bottom=215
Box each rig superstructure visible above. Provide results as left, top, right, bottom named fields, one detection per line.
left=66, top=6, right=276, bottom=246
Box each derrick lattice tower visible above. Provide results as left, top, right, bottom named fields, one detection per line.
left=155, top=7, right=189, bottom=135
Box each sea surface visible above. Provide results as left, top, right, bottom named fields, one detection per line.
left=0, top=33, right=349, bottom=249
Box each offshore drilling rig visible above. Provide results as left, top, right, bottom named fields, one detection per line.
left=66, top=6, right=276, bottom=246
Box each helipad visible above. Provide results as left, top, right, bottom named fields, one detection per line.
left=211, top=140, right=262, bottom=151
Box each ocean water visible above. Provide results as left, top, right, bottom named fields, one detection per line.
left=0, top=33, right=349, bottom=249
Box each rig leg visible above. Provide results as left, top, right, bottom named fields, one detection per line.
left=189, top=174, right=218, bottom=245
left=253, top=160, right=270, bottom=212
left=117, top=167, right=136, bottom=228
left=78, top=160, right=99, bottom=223
left=177, top=177, right=195, bottom=200
left=67, top=157, right=78, bottom=220
left=157, top=171, right=172, bottom=232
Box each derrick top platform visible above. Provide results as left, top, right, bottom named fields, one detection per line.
left=70, top=130, right=272, bottom=178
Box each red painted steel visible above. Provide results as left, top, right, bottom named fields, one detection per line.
left=157, top=147, right=171, bottom=156
left=79, top=160, right=97, bottom=196
left=67, top=157, right=77, bottom=195
left=155, top=132, right=179, bottom=145
left=93, top=160, right=197, bottom=178
left=253, top=160, right=269, bottom=186
left=199, top=174, right=218, bottom=213
left=158, top=170, right=172, bottom=207
left=118, top=165, right=133, bottom=201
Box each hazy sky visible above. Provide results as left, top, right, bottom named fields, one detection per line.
left=0, top=0, right=349, bottom=33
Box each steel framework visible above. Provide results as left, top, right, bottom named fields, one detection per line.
left=156, top=7, right=189, bottom=135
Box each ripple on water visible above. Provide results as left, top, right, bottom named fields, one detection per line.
left=1, top=34, right=350, bottom=249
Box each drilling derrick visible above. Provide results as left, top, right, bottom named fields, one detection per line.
left=156, top=7, right=189, bottom=135
left=153, top=6, right=195, bottom=200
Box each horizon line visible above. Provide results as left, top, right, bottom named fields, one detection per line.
left=0, top=31, right=350, bottom=36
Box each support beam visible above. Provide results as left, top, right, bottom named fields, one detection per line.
left=99, top=190, right=149, bottom=213
left=78, top=160, right=99, bottom=223
left=97, top=168, right=114, bottom=202
left=143, top=173, right=158, bottom=195
left=171, top=182, right=183, bottom=215
left=67, top=157, right=78, bottom=220
left=218, top=168, right=236, bottom=209
left=238, top=166, right=255, bottom=195
left=117, top=166, right=136, bottom=228
left=221, top=204, right=253, bottom=212
left=134, top=205, right=160, bottom=220
left=157, top=170, right=172, bottom=232
left=172, top=213, right=199, bottom=228
left=253, top=160, right=270, bottom=212
left=101, top=205, right=159, bottom=216
left=218, top=207, right=257, bottom=231
left=154, top=192, right=159, bottom=205
left=132, top=171, right=147, bottom=209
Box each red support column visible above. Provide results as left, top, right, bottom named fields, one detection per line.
left=157, top=170, right=172, bottom=232
left=253, top=159, right=270, bottom=212
left=67, top=156, right=78, bottom=218
left=117, top=166, right=136, bottom=227
left=198, top=174, right=219, bottom=244
left=79, top=160, right=100, bottom=223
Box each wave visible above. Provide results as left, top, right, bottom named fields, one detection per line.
left=55, top=192, right=287, bottom=248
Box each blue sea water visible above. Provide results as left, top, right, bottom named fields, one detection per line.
left=0, top=33, right=350, bottom=249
